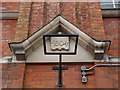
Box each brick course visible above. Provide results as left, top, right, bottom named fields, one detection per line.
left=2, top=2, right=20, bottom=12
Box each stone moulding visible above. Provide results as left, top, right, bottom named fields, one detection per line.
left=0, top=11, right=18, bottom=20
left=1, top=9, right=119, bottom=20
left=8, top=15, right=111, bottom=62
left=102, top=9, right=120, bottom=18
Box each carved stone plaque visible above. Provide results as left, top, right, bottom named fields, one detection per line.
left=51, top=37, right=69, bottom=51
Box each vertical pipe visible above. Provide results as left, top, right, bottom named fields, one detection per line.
left=58, top=54, right=62, bottom=87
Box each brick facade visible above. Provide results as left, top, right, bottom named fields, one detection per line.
left=15, top=2, right=32, bottom=41
left=28, top=2, right=105, bottom=40
left=103, top=18, right=120, bottom=56
left=2, top=64, right=25, bottom=88
left=1, top=2, right=20, bottom=12
left=23, top=63, right=119, bottom=88
left=2, top=20, right=18, bottom=57
left=1, top=2, right=119, bottom=89
left=1, top=2, right=20, bottom=57
left=2, top=63, right=119, bottom=88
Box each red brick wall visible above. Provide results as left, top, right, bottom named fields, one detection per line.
left=2, top=2, right=20, bottom=12
left=23, top=63, right=98, bottom=88
left=28, top=2, right=105, bottom=40
left=2, top=64, right=25, bottom=88
left=1, top=2, right=119, bottom=89
left=29, top=2, right=61, bottom=35
left=95, top=66, right=119, bottom=88
left=2, top=20, right=18, bottom=57
left=103, top=18, right=119, bottom=56
left=1, top=2, right=20, bottom=57
left=2, top=63, right=119, bottom=88
left=15, top=2, right=32, bottom=41
left=29, top=2, right=45, bottom=35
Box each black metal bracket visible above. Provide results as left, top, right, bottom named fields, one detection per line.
left=81, top=66, right=87, bottom=83
left=81, top=66, right=94, bottom=83
left=43, top=34, right=79, bottom=87
left=52, top=66, right=68, bottom=70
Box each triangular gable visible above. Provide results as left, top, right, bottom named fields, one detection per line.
left=9, top=15, right=111, bottom=62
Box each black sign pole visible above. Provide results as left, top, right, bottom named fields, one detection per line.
left=43, top=34, right=79, bottom=87
left=58, top=54, right=62, bottom=87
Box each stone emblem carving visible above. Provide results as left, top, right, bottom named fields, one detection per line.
left=51, top=37, right=69, bottom=51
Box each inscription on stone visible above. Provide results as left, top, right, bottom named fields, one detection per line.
left=51, top=37, right=69, bottom=51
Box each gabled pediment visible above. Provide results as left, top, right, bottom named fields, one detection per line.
left=9, top=15, right=111, bottom=62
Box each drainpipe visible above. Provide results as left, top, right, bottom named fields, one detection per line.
left=81, top=63, right=120, bottom=83
left=85, top=63, right=120, bottom=71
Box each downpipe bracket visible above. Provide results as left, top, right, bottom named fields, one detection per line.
left=81, top=64, right=120, bottom=83
left=81, top=66, right=87, bottom=83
